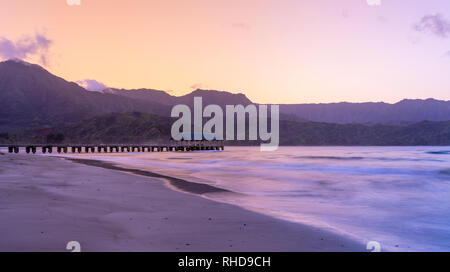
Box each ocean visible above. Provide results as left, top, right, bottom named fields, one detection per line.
left=60, top=146, right=450, bottom=251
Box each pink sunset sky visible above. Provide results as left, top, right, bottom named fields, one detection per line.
left=1, top=0, right=450, bottom=104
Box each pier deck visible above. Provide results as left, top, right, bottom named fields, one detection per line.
left=0, top=143, right=224, bottom=154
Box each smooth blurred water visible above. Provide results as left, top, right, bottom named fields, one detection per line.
left=63, top=146, right=450, bottom=251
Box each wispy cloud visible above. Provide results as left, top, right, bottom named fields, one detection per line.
left=76, top=79, right=108, bottom=92
left=377, top=16, right=388, bottom=24
left=231, top=22, right=251, bottom=30
left=66, top=0, right=81, bottom=6
left=414, top=14, right=450, bottom=38
left=190, top=83, right=203, bottom=90
left=366, top=0, right=381, bottom=6
left=0, top=32, right=52, bottom=65
left=341, top=9, right=349, bottom=19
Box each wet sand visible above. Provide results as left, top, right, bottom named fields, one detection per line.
left=63, top=157, right=231, bottom=195
left=0, top=154, right=364, bottom=252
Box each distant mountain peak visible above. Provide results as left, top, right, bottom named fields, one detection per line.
left=396, top=98, right=447, bottom=104
left=185, top=88, right=252, bottom=104
left=190, top=88, right=246, bottom=96
left=5, top=58, right=31, bottom=64
left=1, top=58, right=48, bottom=73
left=3, top=58, right=35, bottom=66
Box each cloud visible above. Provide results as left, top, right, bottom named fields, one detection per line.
left=76, top=79, right=108, bottom=92
left=190, top=83, right=203, bottom=90
left=0, top=32, right=52, bottom=65
left=341, top=9, right=350, bottom=19
left=366, top=0, right=381, bottom=6
left=231, top=22, right=251, bottom=30
left=66, top=0, right=81, bottom=6
left=414, top=14, right=450, bottom=38
left=377, top=16, right=388, bottom=24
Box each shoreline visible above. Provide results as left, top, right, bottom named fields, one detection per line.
left=0, top=154, right=364, bottom=251
left=62, top=157, right=232, bottom=195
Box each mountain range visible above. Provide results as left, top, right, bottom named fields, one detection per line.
left=281, top=99, right=450, bottom=124
left=2, top=59, right=450, bottom=145
left=0, top=59, right=168, bottom=131
left=106, top=86, right=450, bottom=125
left=11, top=113, right=450, bottom=146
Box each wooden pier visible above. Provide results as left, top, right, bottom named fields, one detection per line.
left=0, top=143, right=224, bottom=154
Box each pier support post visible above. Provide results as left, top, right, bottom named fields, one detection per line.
left=120, top=146, right=130, bottom=152
left=57, top=147, right=68, bottom=153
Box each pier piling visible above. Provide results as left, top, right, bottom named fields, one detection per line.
left=2, top=143, right=224, bottom=154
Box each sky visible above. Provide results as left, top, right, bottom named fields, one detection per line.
left=1, top=0, right=450, bottom=104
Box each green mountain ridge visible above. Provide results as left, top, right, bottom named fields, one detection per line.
left=3, top=112, right=450, bottom=146
left=2, top=59, right=450, bottom=146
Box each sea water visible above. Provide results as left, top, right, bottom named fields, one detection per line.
left=62, top=146, right=450, bottom=251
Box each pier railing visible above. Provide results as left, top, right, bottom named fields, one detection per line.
left=0, top=142, right=225, bottom=154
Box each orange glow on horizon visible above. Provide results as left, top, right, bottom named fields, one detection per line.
left=1, top=0, right=450, bottom=104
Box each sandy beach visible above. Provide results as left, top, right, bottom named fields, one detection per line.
left=0, top=153, right=363, bottom=252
